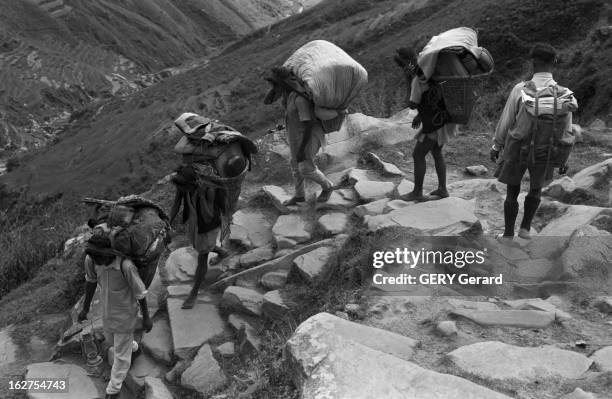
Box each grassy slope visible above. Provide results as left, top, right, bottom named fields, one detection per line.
left=3, top=0, right=610, bottom=200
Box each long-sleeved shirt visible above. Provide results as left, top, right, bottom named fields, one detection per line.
left=492, top=72, right=578, bottom=150
left=85, top=255, right=147, bottom=333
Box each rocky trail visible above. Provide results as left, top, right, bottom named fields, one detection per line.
left=20, top=122, right=610, bottom=399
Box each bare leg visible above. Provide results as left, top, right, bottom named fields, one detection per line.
left=182, top=252, right=209, bottom=309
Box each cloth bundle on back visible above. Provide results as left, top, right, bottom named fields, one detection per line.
left=170, top=112, right=257, bottom=309
left=281, top=39, right=368, bottom=132
left=83, top=195, right=169, bottom=288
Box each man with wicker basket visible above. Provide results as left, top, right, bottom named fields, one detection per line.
left=490, top=43, right=578, bottom=240
left=395, top=28, right=494, bottom=202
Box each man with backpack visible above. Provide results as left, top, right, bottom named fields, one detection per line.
left=491, top=43, right=578, bottom=240
left=264, top=66, right=335, bottom=205
left=78, top=235, right=152, bottom=399
left=171, top=112, right=257, bottom=309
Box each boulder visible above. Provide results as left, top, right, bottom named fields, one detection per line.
left=167, top=297, right=226, bottom=358
left=272, top=214, right=311, bottom=244
left=560, top=225, right=612, bottom=278
left=571, top=158, right=612, bottom=205
left=263, top=290, right=291, bottom=319
left=354, top=198, right=390, bottom=217
left=230, top=209, right=274, bottom=249
left=448, top=341, right=592, bottom=383
left=515, top=258, right=554, bottom=281
left=25, top=362, right=99, bottom=399
left=354, top=180, right=396, bottom=202
left=141, top=316, right=173, bottom=365
left=365, top=152, right=404, bottom=176
left=144, top=376, right=173, bottom=399
left=221, top=286, right=264, bottom=317
left=286, top=313, right=510, bottom=399
left=451, top=309, right=555, bottom=328
left=594, top=296, right=612, bottom=313
left=293, top=246, right=335, bottom=283
left=465, top=165, right=488, bottom=176
left=164, top=247, right=198, bottom=283
left=543, top=176, right=579, bottom=201
left=239, top=245, right=275, bottom=268
left=364, top=197, right=480, bottom=235
left=591, top=345, right=612, bottom=372
left=317, top=212, right=349, bottom=235
left=259, top=270, right=289, bottom=290
left=436, top=321, right=458, bottom=337
left=323, top=111, right=418, bottom=160
left=216, top=342, right=235, bottom=358
left=181, top=344, right=226, bottom=394
left=394, top=179, right=415, bottom=198
left=228, top=314, right=262, bottom=353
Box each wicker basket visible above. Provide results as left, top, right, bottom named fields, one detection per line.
left=434, top=71, right=491, bottom=124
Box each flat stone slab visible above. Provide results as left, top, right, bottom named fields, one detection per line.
left=354, top=180, right=395, bottom=202
left=227, top=314, right=262, bottom=353
left=215, top=342, right=235, bottom=357
left=181, top=344, right=226, bottom=395
left=447, top=341, right=593, bottom=383
left=539, top=204, right=606, bottom=236
left=560, top=225, right=612, bottom=278
left=125, top=352, right=165, bottom=390
left=167, top=297, right=226, bottom=358
left=262, top=185, right=300, bottom=214
left=239, top=245, right=275, bottom=268
left=344, top=167, right=370, bottom=184
left=272, top=214, right=311, bottom=244
left=230, top=209, right=274, bottom=249
left=591, top=346, right=612, bottom=372
left=286, top=313, right=510, bottom=399
left=317, top=212, right=349, bottom=235
left=447, top=298, right=499, bottom=311
left=221, top=286, right=264, bottom=317
left=293, top=246, right=335, bottom=283
left=395, top=179, right=415, bottom=198
left=364, top=197, right=479, bottom=235
left=25, top=362, right=99, bottom=399
left=384, top=199, right=413, bottom=213
left=141, top=317, right=173, bottom=364
left=354, top=198, right=390, bottom=217
left=451, top=309, right=555, bottom=328
left=316, top=189, right=356, bottom=211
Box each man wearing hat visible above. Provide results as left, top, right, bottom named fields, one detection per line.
left=78, top=235, right=152, bottom=399
left=264, top=67, right=334, bottom=205
left=490, top=43, right=578, bottom=240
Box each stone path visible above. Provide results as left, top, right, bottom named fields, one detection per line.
left=49, top=155, right=612, bottom=398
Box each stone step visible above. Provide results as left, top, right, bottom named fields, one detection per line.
left=451, top=308, right=555, bottom=328
left=286, top=312, right=510, bottom=399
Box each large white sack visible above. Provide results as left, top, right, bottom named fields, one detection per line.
left=284, top=40, right=368, bottom=117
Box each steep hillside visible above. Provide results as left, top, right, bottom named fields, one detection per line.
left=0, top=0, right=317, bottom=155
left=2, top=0, right=611, bottom=199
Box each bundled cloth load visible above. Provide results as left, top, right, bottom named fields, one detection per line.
left=172, top=112, right=258, bottom=241
left=283, top=40, right=368, bottom=125
left=417, top=27, right=494, bottom=124
left=83, top=195, right=170, bottom=287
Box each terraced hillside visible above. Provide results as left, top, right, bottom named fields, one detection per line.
left=0, top=0, right=319, bottom=154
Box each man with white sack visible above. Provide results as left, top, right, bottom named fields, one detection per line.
left=264, top=40, right=368, bottom=205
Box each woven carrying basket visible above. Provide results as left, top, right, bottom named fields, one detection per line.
left=434, top=71, right=491, bottom=124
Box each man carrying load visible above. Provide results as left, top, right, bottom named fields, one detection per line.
left=491, top=43, right=578, bottom=240
left=264, top=40, right=368, bottom=205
